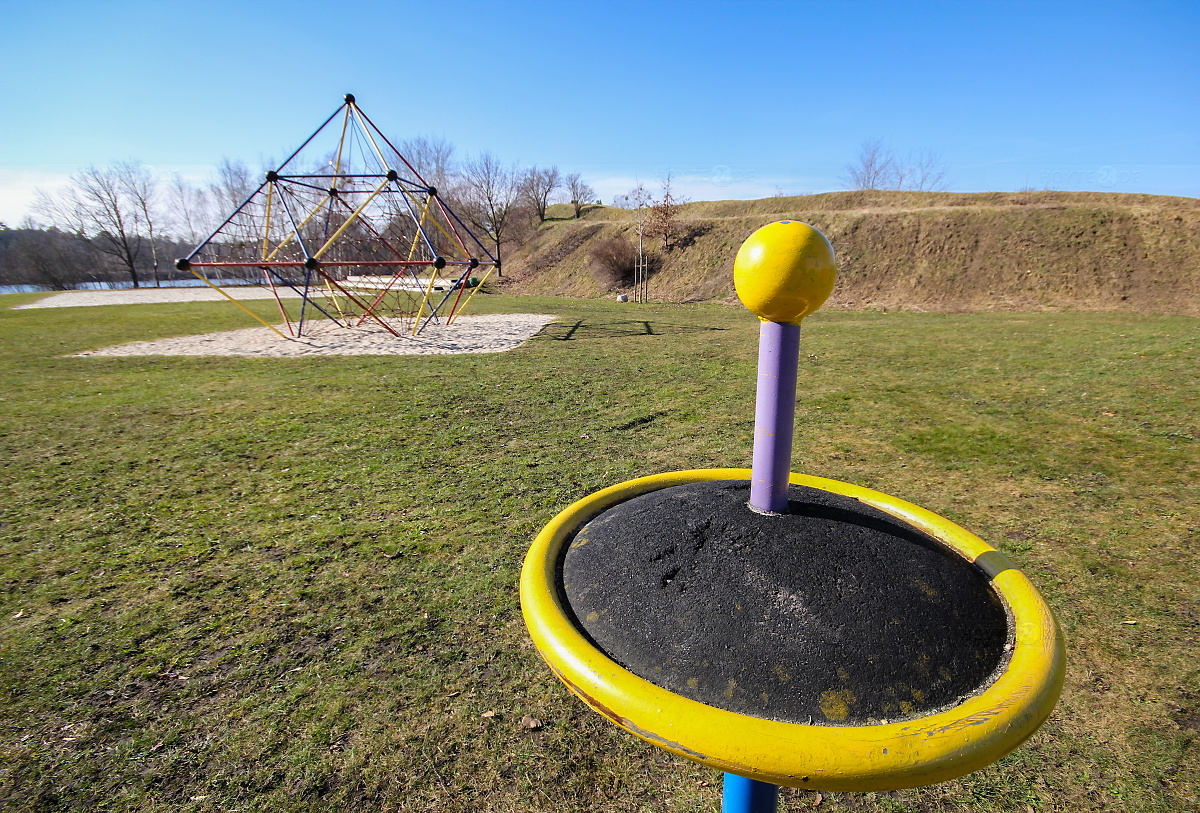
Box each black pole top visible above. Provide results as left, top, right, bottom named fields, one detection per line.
left=265, top=170, right=278, bottom=182
left=175, top=258, right=190, bottom=271
left=427, top=185, right=437, bottom=196
left=343, top=93, right=355, bottom=104
left=386, top=169, right=399, bottom=182
left=433, top=256, right=447, bottom=270
left=304, top=257, right=320, bottom=270
left=469, top=257, right=480, bottom=269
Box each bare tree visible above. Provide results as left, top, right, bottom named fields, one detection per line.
left=897, top=149, right=949, bottom=192
left=207, top=158, right=263, bottom=251
left=520, top=165, right=560, bottom=224
left=647, top=174, right=689, bottom=251
left=611, top=183, right=656, bottom=301
left=400, top=135, right=455, bottom=191
left=613, top=182, right=653, bottom=267
left=211, top=158, right=254, bottom=216
left=845, top=139, right=949, bottom=191
left=122, top=163, right=163, bottom=286
left=32, top=161, right=160, bottom=288
left=565, top=173, right=596, bottom=219
left=459, top=151, right=522, bottom=267
left=169, top=173, right=210, bottom=245
left=844, top=138, right=898, bottom=190
left=612, top=188, right=644, bottom=210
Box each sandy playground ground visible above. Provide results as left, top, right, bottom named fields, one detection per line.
left=19, top=288, right=554, bottom=358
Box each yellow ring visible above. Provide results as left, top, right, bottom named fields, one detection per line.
left=520, top=468, right=1065, bottom=791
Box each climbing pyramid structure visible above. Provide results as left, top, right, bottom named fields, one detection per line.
left=177, top=94, right=497, bottom=338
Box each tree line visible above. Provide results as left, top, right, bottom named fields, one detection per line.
left=0, top=137, right=598, bottom=290
left=1, top=136, right=950, bottom=291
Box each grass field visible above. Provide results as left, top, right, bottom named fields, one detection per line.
left=1, top=291, right=1197, bottom=812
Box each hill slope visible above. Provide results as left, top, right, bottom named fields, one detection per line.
left=499, top=191, right=1200, bottom=314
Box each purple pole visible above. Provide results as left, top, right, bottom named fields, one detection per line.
left=749, top=320, right=801, bottom=513
left=735, top=319, right=800, bottom=808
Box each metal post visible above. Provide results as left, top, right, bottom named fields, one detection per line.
left=749, top=319, right=801, bottom=513
left=722, top=773, right=779, bottom=813
left=636, top=218, right=645, bottom=303
left=637, top=254, right=646, bottom=303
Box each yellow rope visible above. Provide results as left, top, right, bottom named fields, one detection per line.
left=187, top=269, right=289, bottom=339
left=447, top=265, right=495, bottom=325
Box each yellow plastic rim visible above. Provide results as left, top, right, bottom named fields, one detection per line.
left=520, top=468, right=1065, bottom=791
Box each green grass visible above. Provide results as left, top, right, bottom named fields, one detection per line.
left=1, top=292, right=1197, bottom=811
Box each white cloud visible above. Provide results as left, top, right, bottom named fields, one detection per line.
left=0, top=168, right=73, bottom=227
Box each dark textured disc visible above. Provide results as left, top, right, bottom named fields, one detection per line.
left=560, top=480, right=1009, bottom=726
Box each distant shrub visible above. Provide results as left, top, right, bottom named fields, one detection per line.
left=589, top=236, right=638, bottom=289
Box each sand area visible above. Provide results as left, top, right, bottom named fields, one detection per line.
left=16, top=287, right=301, bottom=309
left=20, top=288, right=554, bottom=358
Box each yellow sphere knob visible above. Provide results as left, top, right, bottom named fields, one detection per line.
left=734, top=221, right=837, bottom=323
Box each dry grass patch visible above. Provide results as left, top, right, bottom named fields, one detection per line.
left=0, top=293, right=1196, bottom=811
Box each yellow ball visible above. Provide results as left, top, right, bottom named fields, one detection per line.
left=734, top=221, right=837, bottom=323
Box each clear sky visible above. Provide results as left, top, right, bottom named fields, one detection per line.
left=1, top=0, right=1196, bottom=226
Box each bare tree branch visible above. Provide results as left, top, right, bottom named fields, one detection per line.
left=520, top=166, right=560, bottom=224
left=844, top=138, right=898, bottom=190
left=119, top=162, right=162, bottom=286
left=211, top=158, right=253, bottom=213
left=400, top=135, right=455, bottom=192
left=613, top=183, right=652, bottom=253
left=32, top=162, right=160, bottom=288
left=647, top=174, right=689, bottom=251
left=459, top=151, right=522, bottom=267
left=901, top=150, right=950, bottom=192
left=845, top=139, right=950, bottom=192
left=169, top=174, right=210, bottom=245
left=564, top=173, right=595, bottom=219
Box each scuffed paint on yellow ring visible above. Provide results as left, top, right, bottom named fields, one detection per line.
left=520, top=468, right=1065, bottom=791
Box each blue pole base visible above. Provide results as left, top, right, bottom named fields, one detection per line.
left=722, top=773, right=779, bottom=813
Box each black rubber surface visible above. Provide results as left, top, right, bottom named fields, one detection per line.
left=561, top=481, right=1009, bottom=726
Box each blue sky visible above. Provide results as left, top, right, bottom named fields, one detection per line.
left=1, top=0, right=1196, bottom=226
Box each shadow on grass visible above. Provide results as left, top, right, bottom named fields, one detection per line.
left=542, top=319, right=730, bottom=341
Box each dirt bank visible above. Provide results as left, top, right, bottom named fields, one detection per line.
left=501, top=191, right=1200, bottom=314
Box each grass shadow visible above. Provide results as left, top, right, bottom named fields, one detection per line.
left=540, top=319, right=730, bottom=341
